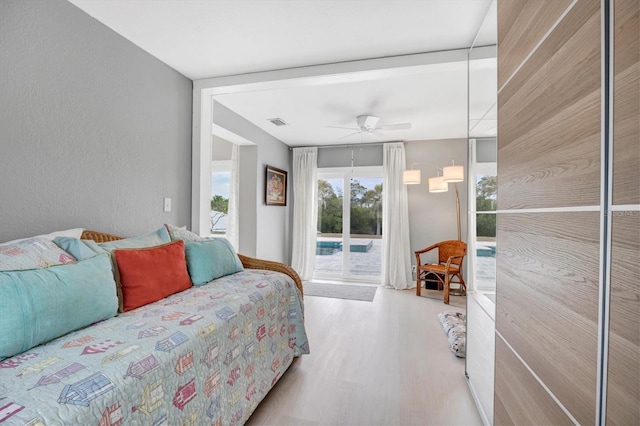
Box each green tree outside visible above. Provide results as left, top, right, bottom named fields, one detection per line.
left=211, top=195, right=229, bottom=231
left=476, top=175, right=497, bottom=238
left=211, top=195, right=228, bottom=213
left=317, top=179, right=382, bottom=236
left=317, top=179, right=343, bottom=234
left=361, top=184, right=382, bottom=235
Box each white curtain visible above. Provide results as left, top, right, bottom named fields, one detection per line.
left=381, top=143, right=413, bottom=289
left=467, top=139, right=477, bottom=293
left=226, top=143, right=240, bottom=250
left=291, top=147, right=318, bottom=280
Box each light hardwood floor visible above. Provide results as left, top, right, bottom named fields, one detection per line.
left=246, top=286, right=481, bottom=425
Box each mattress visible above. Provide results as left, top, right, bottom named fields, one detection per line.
left=0, top=269, right=309, bottom=425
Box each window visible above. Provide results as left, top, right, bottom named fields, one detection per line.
left=210, top=161, right=231, bottom=237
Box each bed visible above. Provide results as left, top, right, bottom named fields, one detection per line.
left=0, top=231, right=309, bottom=425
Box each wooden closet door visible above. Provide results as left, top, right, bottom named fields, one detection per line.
left=495, top=1, right=601, bottom=424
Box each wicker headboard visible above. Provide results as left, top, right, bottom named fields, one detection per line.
left=80, top=230, right=123, bottom=243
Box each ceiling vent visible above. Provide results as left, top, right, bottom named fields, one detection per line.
left=267, top=118, right=288, bottom=126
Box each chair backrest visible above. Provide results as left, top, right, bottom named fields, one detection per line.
left=437, top=240, right=467, bottom=265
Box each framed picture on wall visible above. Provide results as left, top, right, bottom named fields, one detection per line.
left=265, top=165, right=287, bottom=206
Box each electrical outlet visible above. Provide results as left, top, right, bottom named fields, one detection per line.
left=411, top=265, right=417, bottom=273
left=163, top=197, right=172, bottom=212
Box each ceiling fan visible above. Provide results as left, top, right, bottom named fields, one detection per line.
left=326, top=115, right=412, bottom=139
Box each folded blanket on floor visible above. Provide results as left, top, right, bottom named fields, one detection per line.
left=437, top=311, right=466, bottom=358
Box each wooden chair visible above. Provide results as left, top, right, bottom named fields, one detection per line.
left=415, top=240, right=467, bottom=304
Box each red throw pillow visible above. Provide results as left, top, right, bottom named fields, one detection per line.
left=112, top=240, right=191, bottom=312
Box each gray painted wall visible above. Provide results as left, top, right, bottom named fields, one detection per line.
left=238, top=145, right=258, bottom=257
left=212, top=101, right=291, bottom=263
left=405, top=139, right=468, bottom=271
left=317, top=144, right=383, bottom=168
left=476, top=138, right=497, bottom=163
left=257, top=140, right=291, bottom=263
left=0, top=0, right=192, bottom=242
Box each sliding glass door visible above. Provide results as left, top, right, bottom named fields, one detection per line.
left=314, top=167, right=382, bottom=282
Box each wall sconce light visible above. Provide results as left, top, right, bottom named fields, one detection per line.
left=403, top=161, right=465, bottom=241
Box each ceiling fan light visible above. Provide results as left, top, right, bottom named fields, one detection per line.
left=443, top=165, right=464, bottom=182
left=428, top=176, right=448, bottom=193
left=356, top=115, right=380, bottom=130
left=403, top=170, right=421, bottom=185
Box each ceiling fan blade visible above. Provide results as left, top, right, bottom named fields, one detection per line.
left=325, top=125, right=360, bottom=131
left=336, top=131, right=361, bottom=140
left=379, top=123, right=412, bottom=131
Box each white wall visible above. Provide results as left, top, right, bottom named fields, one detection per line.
left=405, top=139, right=468, bottom=271
left=0, top=0, right=192, bottom=242
left=212, top=102, right=291, bottom=263
left=212, top=136, right=233, bottom=161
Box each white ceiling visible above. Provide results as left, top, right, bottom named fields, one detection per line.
left=69, top=0, right=496, bottom=146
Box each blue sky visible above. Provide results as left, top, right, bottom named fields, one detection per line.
left=356, top=177, right=382, bottom=190
left=212, top=172, right=230, bottom=198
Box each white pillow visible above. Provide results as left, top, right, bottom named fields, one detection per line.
left=0, top=228, right=85, bottom=246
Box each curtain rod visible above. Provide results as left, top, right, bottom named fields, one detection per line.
left=289, top=141, right=406, bottom=150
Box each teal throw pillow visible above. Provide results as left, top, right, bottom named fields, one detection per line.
left=184, top=238, right=244, bottom=285
left=81, top=239, right=108, bottom=255
left=53, top=237, right=102, bottom=260
left=98, top=227, right=170, bottom=252
left=0, top=253, right=118, bottom=360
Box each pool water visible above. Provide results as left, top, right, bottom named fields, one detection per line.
left=316, top=247, right=341, bottom=256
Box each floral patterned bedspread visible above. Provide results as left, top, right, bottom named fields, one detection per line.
left=0, top=269, right=309, bottom=425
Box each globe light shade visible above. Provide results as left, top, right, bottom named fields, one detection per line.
left=403, top=169, right=421, bottom=185
left=428, top=176, right=448, bottom=193
left=443, top=164, right=464, bottom=182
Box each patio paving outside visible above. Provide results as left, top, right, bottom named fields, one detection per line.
left=313, top=237, right=496, bottom=290
left=314, top=237, right=382, bottom=277
left=475, top=241, right=496, bottom=292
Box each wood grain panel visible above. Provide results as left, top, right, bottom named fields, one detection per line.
left=495, top=212, right=600, bottom=424
left=607, top=214, right=640, bottom=424
left=612, top=0, right=640, bottom=205
left=497, top=0, right=572, bottom=88
left=494, top=337, right=573, bottom=425
left=498, top=0, right=601, bottom=209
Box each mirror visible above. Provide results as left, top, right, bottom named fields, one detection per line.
left=466, top=1, right=497, bottom=425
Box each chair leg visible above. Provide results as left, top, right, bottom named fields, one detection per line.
left=416, top=276, right=421, bottom=296
left=444, top=274, right=450, bottom=304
